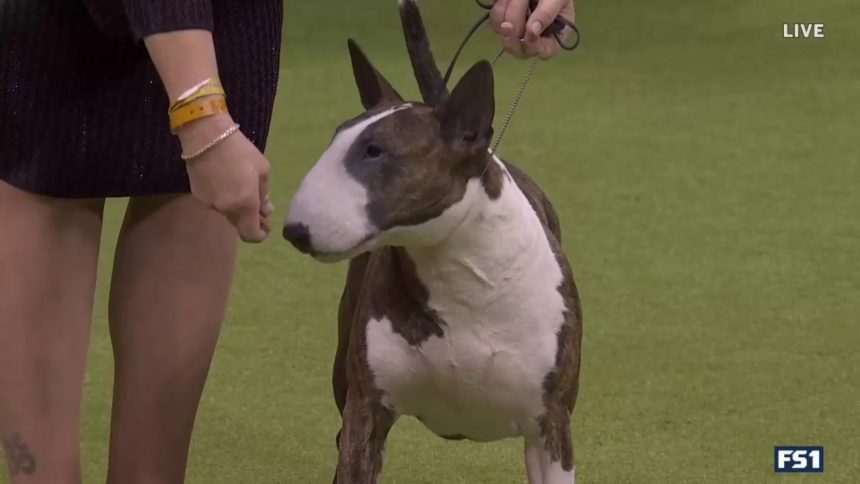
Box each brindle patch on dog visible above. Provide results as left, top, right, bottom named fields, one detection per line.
left=538, top=408, right=574, bottom=472
left=544, top=274, right=582, bottom=414
left=537, top=201, right=583, bottom=473
left=340, top=105, right=503, bottom=232
left=331, top=246, right=450, bottom=418
left=481, top=157, right=505, bottom=199
left=367, top=247, right=446, bottom=345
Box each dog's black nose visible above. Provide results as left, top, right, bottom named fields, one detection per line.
left=283, top=223, right=313, bottom=254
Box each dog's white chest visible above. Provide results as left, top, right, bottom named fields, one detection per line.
left=366, top=231, right=566, bottom=442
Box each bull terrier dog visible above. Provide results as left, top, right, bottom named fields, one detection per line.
left=284, top=1, right=582, bottom=482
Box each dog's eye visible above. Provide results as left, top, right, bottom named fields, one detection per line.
left=364, top=144, right=383, bottom=159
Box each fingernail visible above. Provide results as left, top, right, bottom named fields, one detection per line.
left=529, top=21, right=542, bottom=38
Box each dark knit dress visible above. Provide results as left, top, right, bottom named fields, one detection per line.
left=0, top=0, right=282, bottom=198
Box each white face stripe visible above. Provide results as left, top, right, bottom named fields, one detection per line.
left=286, top=104, right=412, bottom=256
left=323, top=103, right=413, bottom=176
left=334, top=104, right=413, bottom=151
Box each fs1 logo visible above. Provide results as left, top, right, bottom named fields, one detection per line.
left=774, top=446, right=824, bottom=473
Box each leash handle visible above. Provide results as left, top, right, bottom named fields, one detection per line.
left=474, top=0, right=580, bottom=50
left=548, top=12, right=581, bottom=51
left=443, top=1, right=580, bottom=86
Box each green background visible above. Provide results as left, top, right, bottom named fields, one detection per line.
left=29, top=0, right=860, bottom=483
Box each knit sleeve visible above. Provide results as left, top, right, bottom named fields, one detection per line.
left=121, top=0, right=214, bottom=39
left=81, top=0, right=214, bottom=40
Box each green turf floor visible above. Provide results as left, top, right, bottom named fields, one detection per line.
left=62, top=0, right=860, bottom=483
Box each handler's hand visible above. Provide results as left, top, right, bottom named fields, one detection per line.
left=178, top=114, right=275, bottom=243
left=489, top=0, right=575, bottom=60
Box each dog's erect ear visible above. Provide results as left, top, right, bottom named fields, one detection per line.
left=348, top=39, right=403, bottom=110
left=438, top=61, right=494, bottom=150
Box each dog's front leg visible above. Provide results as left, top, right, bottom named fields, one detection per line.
left=524, top=436, right=575, bottom=484
left=336, top=394, right=396, bottom=484
left=524, top=438, right=546, bottom=484
left=524, top=409, right=575, bottom=484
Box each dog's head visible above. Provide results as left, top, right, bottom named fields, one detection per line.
left=284, top=38, right=495, bottom=262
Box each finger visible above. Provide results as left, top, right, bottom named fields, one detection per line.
left=235, top=197, right=267, bottom=243
left=557, top=1, right=577, bottom=43
left=526, top=0, right=567, bottom=42
left=259, top=166, right=274, bottom=217
left=260, top=214, right=272, bottom=237
left=489, top=0, right=510, bottom=34
left=503, top=0, right=530, bottom=39
left=522, top=37, right=542, bottom=58
left=225, top=209, right=259, bottom=243
left=237, top=215, right=267, bottom=242
left=261, top=196, right=274, bottom=217
left=500, top=21, right=515, bottom=39
left=502, top=36, right=528, bottom=58
left=538, top=37, right=560, bottom=60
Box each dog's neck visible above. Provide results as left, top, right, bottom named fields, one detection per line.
left=405, top=157, right=552, bottom=311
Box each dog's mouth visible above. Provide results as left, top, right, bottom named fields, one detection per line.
left=310, top=250, right=350, bottom=263
left=305, top=232, right=380, bottom=263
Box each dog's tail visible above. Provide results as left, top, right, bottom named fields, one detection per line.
left=398, top=0, right=449, bottom=106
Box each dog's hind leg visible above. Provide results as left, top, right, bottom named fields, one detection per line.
left=336, top=394, right=396, bottom=484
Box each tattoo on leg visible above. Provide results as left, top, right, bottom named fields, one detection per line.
left=2, top=433, right=37, bottom=476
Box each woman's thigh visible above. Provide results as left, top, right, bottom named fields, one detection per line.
left=0, top=180, right=104, bottom=484
left=106, top=193, right=237, bottom=484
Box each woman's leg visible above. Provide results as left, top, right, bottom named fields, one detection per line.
left=105, top=194, right=237, bottom=484
left=0, top=181, right=104, bottom=484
